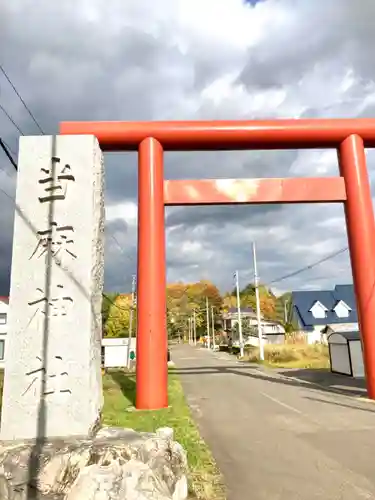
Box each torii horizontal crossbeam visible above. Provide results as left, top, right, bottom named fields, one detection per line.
left=164, top=177, right=346, bottom=205
left=60, top=118, right=375, bottom=151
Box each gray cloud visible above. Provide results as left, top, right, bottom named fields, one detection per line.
left=1, top=0, right=374, bottom=296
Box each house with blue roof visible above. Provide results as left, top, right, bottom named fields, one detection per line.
left=291, top=284, right=358, bottom=344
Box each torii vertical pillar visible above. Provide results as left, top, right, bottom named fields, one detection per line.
left=339, top=134, right=375, bottom=398
left=136, top=138, right=168, bottom=409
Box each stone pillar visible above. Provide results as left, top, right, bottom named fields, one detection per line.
left=0, top=135, right=105, bottom=441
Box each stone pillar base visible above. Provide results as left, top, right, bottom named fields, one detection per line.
left=0, top=426, right=188, bottom=500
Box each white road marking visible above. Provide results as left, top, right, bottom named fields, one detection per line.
left=259, top=391, right=304, bottom=416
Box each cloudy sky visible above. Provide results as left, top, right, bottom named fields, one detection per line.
left=1, top=0, right=375, bottom=295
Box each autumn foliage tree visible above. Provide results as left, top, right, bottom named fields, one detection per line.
left=102, top=280, right=223, bottom=339
left=166, top=280, right=222, bottom=339
left=223, top=282, right=277, bottom=320
left=103, top=293, right=136, bottom=338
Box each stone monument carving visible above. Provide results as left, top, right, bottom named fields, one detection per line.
left=0, top=135, right=105, bottom=441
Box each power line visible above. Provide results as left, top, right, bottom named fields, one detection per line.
left=0, top=102, right=25, bottom=135
left=102, top=292, right=134, bottom=311
left=0, top=138, right=17, bottom=171
left=1, top=139, right=16, bottom=157
left=267, top=246, right=349, bottom=287
left=109, top=232, right=136, bottom=267
left=110, top=233, right=125, bottom=254
left=0, top=63, right=44, bottom=134
left=0, top=185, right=15, bottom=202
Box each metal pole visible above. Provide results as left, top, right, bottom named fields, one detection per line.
left=252, top=243, right=264, bottom=361
left=284, top=300, right=288, bottom=324
left=235, top=271, right=244, bottom=357
left=206, top=296, right=211, bottom=349
left=193, top=309, right=197, bottom=345
left=211, top=306, right=216, bottom=350
left=127, top=274, right=137, bottom=368
left=188, top=317, right=192, bottom=344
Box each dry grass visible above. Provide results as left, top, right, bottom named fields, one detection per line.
left=243, top=343, right=330, bottom=369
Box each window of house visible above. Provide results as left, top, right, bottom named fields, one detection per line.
left=0, top=340, right=5, bottom=360
left=333, top=301, right=351, bottom=318
left=309, top=301, right=327, bottom=319
left=0, top=313, right=7, bottom=325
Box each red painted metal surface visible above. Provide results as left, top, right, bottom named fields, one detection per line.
left=60, top=119, right=375, bottom=151
left=338, top=135, right=375, bottom=398
left=136, top=138, right=168, bottom=409
left=59, top=117, right=375, bottom=404
left=164, top=177, right=347, bottom=205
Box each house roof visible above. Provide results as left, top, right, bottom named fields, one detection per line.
left=327, top=330, right=360, bottom=342
left=222, top=307, right=258, bottom=320
left=291, top=284, right=357, bottom=327
left=228, top=307, right=255, bottom=314
left=324, top=323, right=359, bottom=333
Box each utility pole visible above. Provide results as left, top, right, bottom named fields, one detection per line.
left=206, top=296, right=211, bottom=349
left=211, top=306, right=216, bottom=350
left=252, top=242, right=264, bottom=361
left=234, top=270, right=244, bottom=357
left=284, top=300, right=288, bottom=324
left=193, top=309, right=197, bottom=346
left=127, top=274, right=137, bottom=368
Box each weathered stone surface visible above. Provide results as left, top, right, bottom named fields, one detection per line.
left=0, top=427, right=188, bottom=500
left=1, top=135, right=105, bottom=441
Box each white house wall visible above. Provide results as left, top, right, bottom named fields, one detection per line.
left=0, top=300, right=8, bottom=369
left=230, top=317, right=285, bottom=334
left=330, top=344, right=351, bottom=375
left=0, top=301, right=8, bottom=336
left=262, top=322, right=285, bottom=334
left=103, top=337, right=136, bottom=368
left=349, top=341, right=365, bottom=378
left=104, top=345, right=128, bottom=368
left=306, top=325, right=325, bottom=344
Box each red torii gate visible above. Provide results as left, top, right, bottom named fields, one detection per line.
left=60, top=119, right=375, bottom=407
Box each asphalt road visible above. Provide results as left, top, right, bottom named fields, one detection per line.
left=172, top=344, right=375, bottom=500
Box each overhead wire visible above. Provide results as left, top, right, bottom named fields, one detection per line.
left=0, top=138, right=15, bottom=157
left=0, top=186, right=15, bottom=202
left=0, top=185, right=136, bottom=312
left=0, top=103, right=25, bottom=135
left=0, top=64, right=351, bottom=297
left=0, top=63, right=44, bottom=176
left=0, top=63, right=44, bottom=134
left=267, top=246, right=349, bottom=286
left=102, top=292, right=134, bottom=311
left=0, top=169, right=351, bottom=295
left=0, top=138, right=17, bottom=171
left=103, top=233, right=136, bottom=310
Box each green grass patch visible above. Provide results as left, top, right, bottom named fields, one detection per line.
left=103, top=370, right=225, bottom=500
